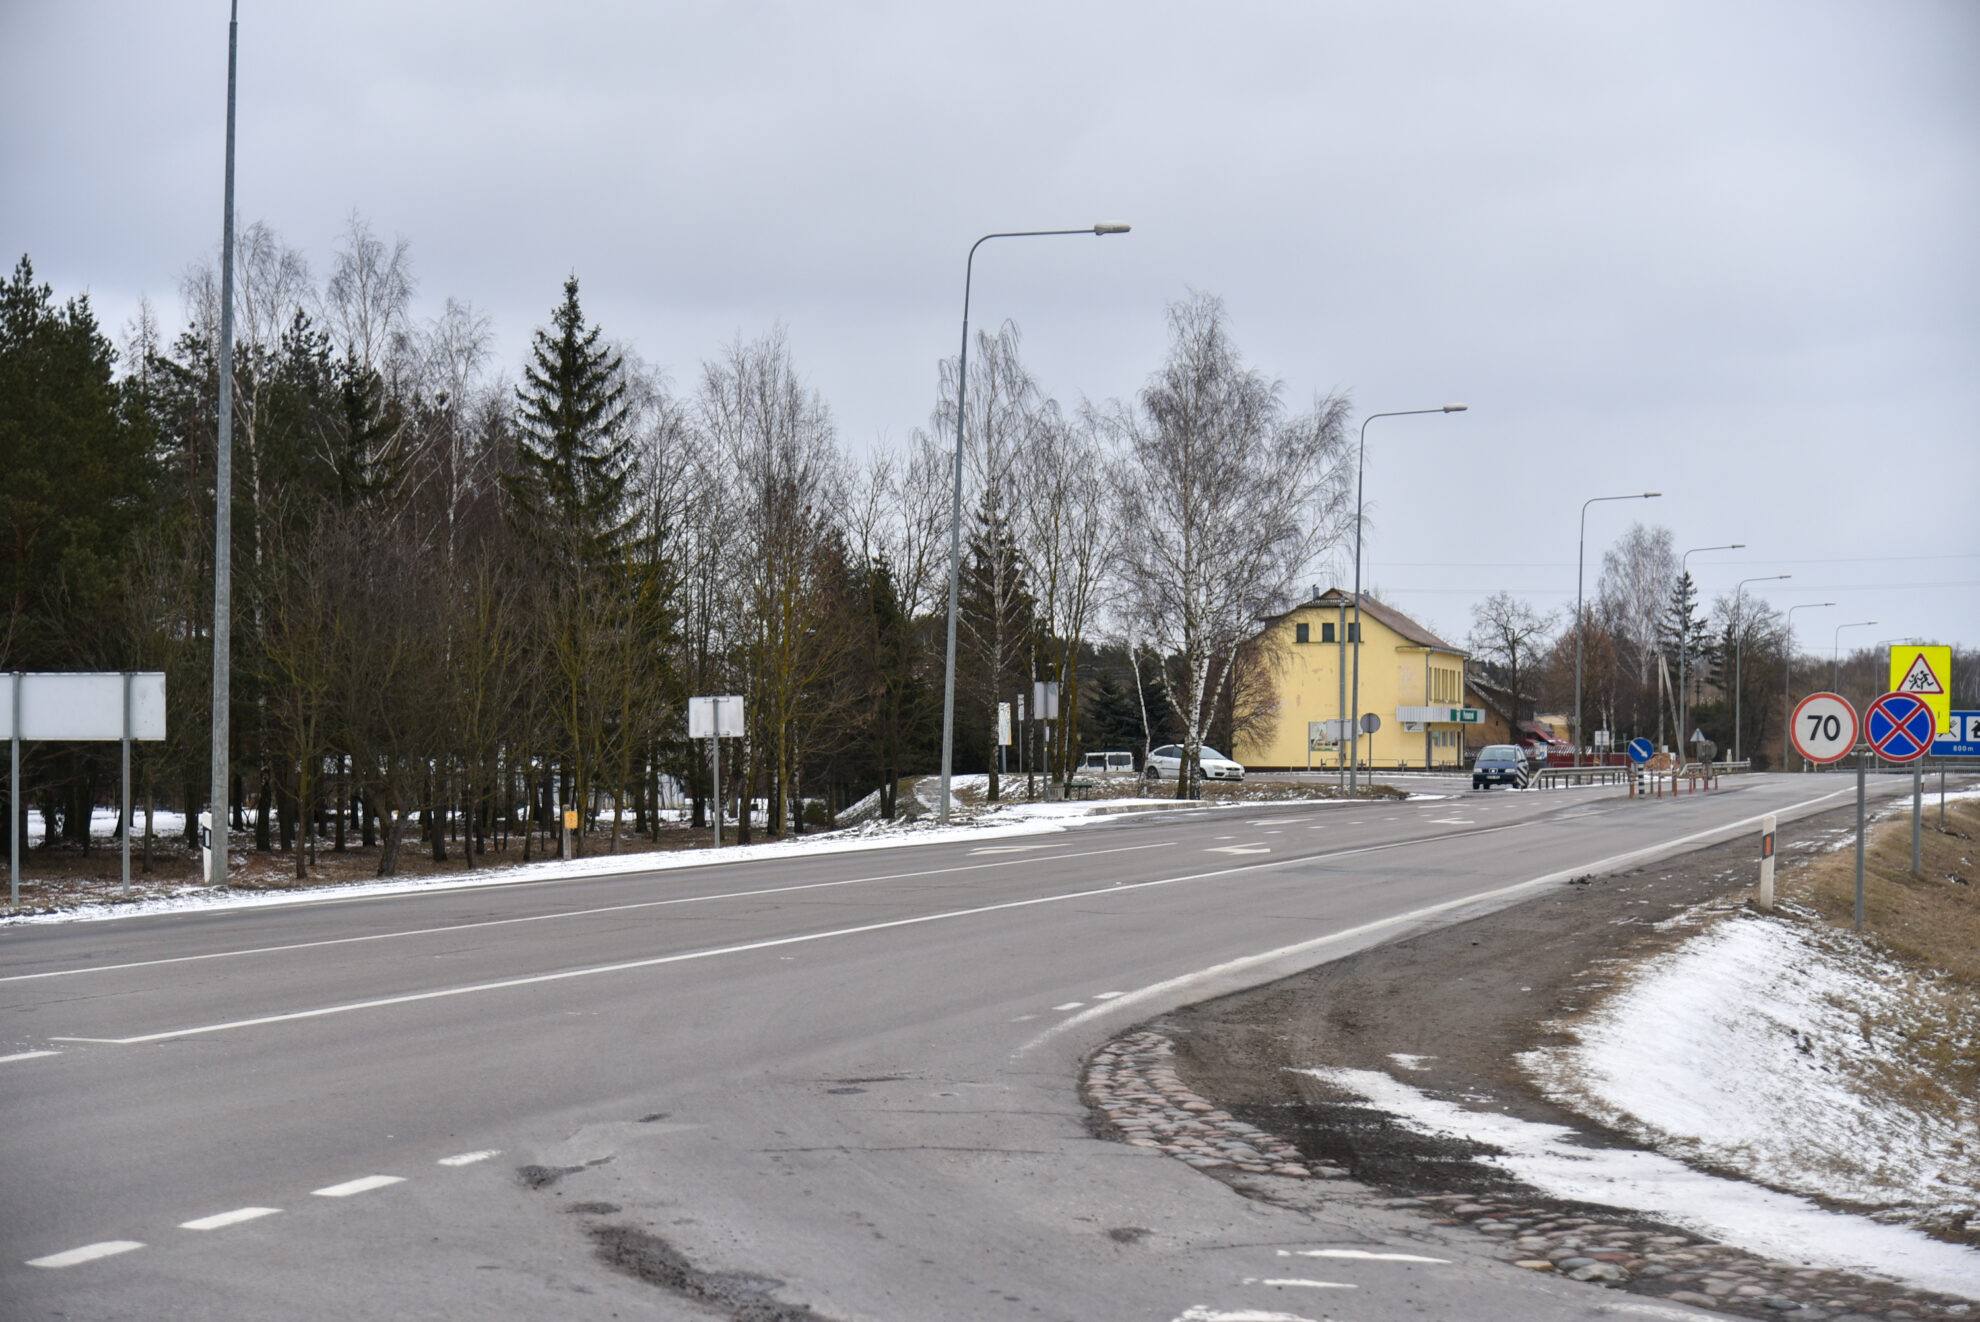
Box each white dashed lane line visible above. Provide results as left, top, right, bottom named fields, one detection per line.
left=1052, top=1001, right=1084, bottom=1011
left=311, top=1175, right=404, bottom=1198
left=1207, top=844, right=1269, bottom=855
left=0, top=1049, right=59, bottom=1064
left=1278, top=1247, right=1449, bottom=1263
left=1241, top=1277, right=1355, bottom=1289
left=26, top=1240, right=144, bottom=1269
left=437, top=1149, right=500, bottom=1167
left=180, top=1206, right=280, bottom=1231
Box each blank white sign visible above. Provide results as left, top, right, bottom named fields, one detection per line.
left=687, top=695, right=744, bottom=739
left=1, top=672, right=167, bottom=740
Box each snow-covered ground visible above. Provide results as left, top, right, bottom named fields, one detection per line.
left=1302, top=1064, right=1980, bottom=1298
left=20, top=807, right=187, bottom=845
left=1522, top=911, right=1979, bottom=1241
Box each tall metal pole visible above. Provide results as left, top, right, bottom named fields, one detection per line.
left=1783, top=602, right=1832, bottom=770
left=122, top=671, right=133, bottom=894
left=1348, top=405, right=1465, bottom=792
left=1572, top=492, right=1659, bottom=767
left=938, top=224, right=1128, bottom=824
left=1832, top=620, right=1875, bottom=693
left=9, top=672, right=18, bottom=907
left=1676, top=542, right=1742, bottom=763
left=208, top=0, right=240, bottom=887
left=1729, top=574, right=1790, bottom=762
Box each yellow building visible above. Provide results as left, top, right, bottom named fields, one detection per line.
left=1234, top=588, right=1475, bottom=771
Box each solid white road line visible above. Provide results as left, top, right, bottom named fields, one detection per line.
left=6, top=842, right=1175, bottom=985
left=26, top=1240, right=145, bottom=1268
left=0, top=1049, right=59, bottom=1063
left=1279, top=1248, right=1449, bottom=1263
left=437, top=1149, right=500, bottom=1166
left=179, top=1206, right=280, bottom=1230
left=311, top=1175, right=404, bottom=1198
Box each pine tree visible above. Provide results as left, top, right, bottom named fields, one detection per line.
left=509, top=276, right=636, bottom=560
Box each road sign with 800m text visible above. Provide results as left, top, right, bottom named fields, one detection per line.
left=1789, top=692, right=1857, bottom=765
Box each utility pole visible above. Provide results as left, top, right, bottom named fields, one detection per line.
left=208, top=0, right=240, bottom=887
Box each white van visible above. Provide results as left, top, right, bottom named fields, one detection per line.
left=1079, top=751, right=1137, bottom=777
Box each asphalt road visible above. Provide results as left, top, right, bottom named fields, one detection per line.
left=0, top=772, right=1911, bottom=1322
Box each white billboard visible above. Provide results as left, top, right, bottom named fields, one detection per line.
left=2, top=672, right=166, bottom=740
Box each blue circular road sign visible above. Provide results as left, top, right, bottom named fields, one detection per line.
left=1627, top=737, right=1655, bottom=764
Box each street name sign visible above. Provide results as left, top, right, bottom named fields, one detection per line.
left=1627, top=737, right=1654, bottom=764
left=1933, top=711, right=1980, bottom=758
left=1789, top=692, right=1857, bottom=765
left=1865, top=692, right=1933, bottom=763
left=1888, top=644, right=1951, bottom=736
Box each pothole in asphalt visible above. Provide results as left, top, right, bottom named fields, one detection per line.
left=591, top=1223, right=841, bottom=1322
left=516, top=1164, right=584, bottom=1189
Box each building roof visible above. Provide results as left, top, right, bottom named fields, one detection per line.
left=1266, top=588, right=1464, bottom=655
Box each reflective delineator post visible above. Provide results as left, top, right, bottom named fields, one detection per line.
left=1757, top=813, right=1776, bottom=911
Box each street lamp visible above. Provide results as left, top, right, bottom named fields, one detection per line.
left=1832, top=620, right=1877, bottom=692
left=1730, top=574, right=1790, bottom=762
left=938, top=223, right=1130, bottom=823
left=209, top=0, right=242, bottom=887
left=1348, top=404, right=1467, bottom=792
left=1677, top=542, right=1743, bottom=756
left=1782, top=601, right=1833, bottom=770
left=1571, top=491, right=1660, bottom=766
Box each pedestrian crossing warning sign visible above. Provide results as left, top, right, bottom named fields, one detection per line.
left=1889, top=644, right=1952, bottom=736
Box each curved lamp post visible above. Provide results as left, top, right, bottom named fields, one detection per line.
left=1729, top=573, right=1790, bottom=761
left=1347, top=404, right=1467, bottom=792
left=938, top=224, right=1130, bottom=823
left=1782, top=601, right=1833, bottom=769
left=1831, top=620, right=1877, bottom=692
left=1677, top=542, right=1743, bottom=756
left=1571, top=492, right=1660, bottom=766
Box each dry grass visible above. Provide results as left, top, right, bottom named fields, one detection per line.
left=1781, top=794, right=1980, bottom=987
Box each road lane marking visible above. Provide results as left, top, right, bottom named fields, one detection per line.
left=55, top=792, right=1850, bottom=1049
left=1093, top=991, right=1124, bottom=999
left=968, top=844, right=1055, bottom=854
left=1173, top=1308, right=1317, bottom=1322
left=26, top=1240, right=144, bottom=1268
left=1207, top=844, right=1269, bottom=855
left=7, top=841, right=1175, bottom=985
left=1018, top=787, right=1855, bottom=1058
left=1279, top=1248, right=1448, bottom=1263
left=1241, top=1278, right=1356, bottom=1288
left=0, top=1049, right=59, bottom=1063
left=1426, top=819, right=1473, bottom=825
left=1053, top=1002, right=1084, bottom=1011
left=437, top=1149, right=500, bottom=1166
left=312, top=1175, right=404, bottom=1198
left=180, top=1207, right=280, bottom=1230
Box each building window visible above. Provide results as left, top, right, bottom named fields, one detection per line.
left=1321, top=622, right=1335, bottom=643
left=1296, top=622, right=1310, bottom=644
left=1348, top=623, right=1360, bottom=642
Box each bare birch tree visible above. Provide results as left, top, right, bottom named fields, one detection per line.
left=1110, top=293, right=1353, bottom=798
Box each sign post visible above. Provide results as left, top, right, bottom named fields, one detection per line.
left=4, top=672, right=167, bottom=906
left=1855, top=749, right=1867, bottom=932
left=689, top=696, right=745, bottom=847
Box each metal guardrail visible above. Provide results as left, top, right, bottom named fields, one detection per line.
left=1533, top=765, right=1631, bottom=788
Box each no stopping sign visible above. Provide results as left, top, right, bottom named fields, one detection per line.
left=1790, top=692, right=1857, bottom=765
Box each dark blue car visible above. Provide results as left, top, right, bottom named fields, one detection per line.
left=1472, top=744, right=1530, bottom=790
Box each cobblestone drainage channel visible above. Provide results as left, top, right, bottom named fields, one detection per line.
left=1084, top=1029, right=1976, bottom=1322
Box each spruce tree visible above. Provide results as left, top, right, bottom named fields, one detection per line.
left=510, top=276, right=636, bottom=560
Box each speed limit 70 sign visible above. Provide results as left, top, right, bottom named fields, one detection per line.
left=1790, top=692, right=1858, bottom=765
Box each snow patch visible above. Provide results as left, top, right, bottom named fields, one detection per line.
left=1300, top=1064, right=1980, bottom=1298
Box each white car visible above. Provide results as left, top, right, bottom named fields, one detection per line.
left=1144, top=744, right=1246, bottom=782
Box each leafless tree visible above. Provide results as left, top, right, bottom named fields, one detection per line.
left=1110, top=292, right=1353, bottom=797
left=1468, top=591, right=1557, bottom=736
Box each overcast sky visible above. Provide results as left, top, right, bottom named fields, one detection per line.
left=6, top=1, right=1976, bottom=653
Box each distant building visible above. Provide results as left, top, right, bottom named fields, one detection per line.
left=1233, top=588, right=1475, bottom=771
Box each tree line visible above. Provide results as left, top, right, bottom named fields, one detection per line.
left=1, top=220, right=1356, bottom=875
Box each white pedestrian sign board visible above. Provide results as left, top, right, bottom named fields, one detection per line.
left=1789, top=692, right=1857, bottom=765
left=687, top=695, right=744, bottom=739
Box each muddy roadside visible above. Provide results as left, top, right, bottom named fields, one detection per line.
left=1107, top=797, right=1979, bottom=1319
